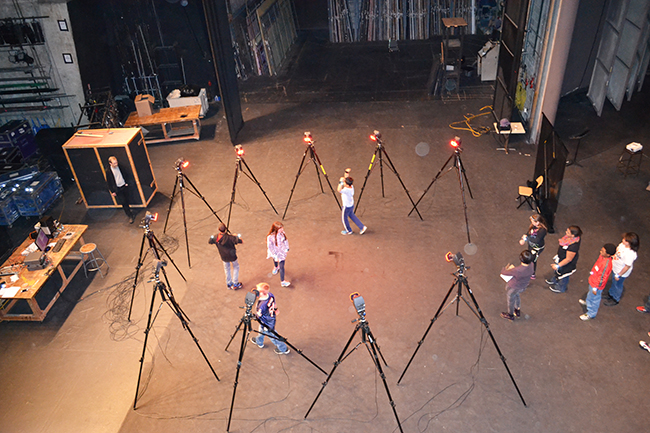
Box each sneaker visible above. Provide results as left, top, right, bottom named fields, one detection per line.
left=637, top=306, right=649, bottom=313
left=545, top=278, right=556, bottom=285
left=640, top=341, right=650, bottom=353
left=272, top=267, right=279, bottom=275
left=604, top=298, right=619, bottom=306
left=578, top=299, right=586, bottom=306
left=341, top=230, right=353, bottom=235
left=274, top=348, right=290, bottom=355
left=530, top=274, right=536, bottom=280
left=360, top=226, right=368, bottom=235
left=250, top=337, right=263, bottom=348
left=514, top=308, right=521, bottom=318
left=500, top=312, right=515, bottom=321
left=580, top=314, right=592, bottom=321
left=281, top=281, right=291, bottom=287
left=548, top=285, right=564, bottom=293
left=227, top=283, right=235, bottom=290
left=232, top=282, right=243, bottom=290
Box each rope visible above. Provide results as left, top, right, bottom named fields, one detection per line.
left=449, top=105, right=493, bottom=137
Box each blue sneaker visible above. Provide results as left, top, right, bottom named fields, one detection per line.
left=341, top=230, right=353, bottom=235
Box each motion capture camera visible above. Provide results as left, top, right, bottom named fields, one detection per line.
left=303, top=131, right=313, bottom=144
left=174, top=158, right=189, bottom=170
left=350, top=292, right=366, bottom=318
left=140, top=211, right=158, bottom=228
left=445, top=251, right=468, bottom=274
left=245, top=289, right=259, bottom=311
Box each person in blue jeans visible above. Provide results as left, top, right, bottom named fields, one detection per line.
left=604, top=232, right=639, bottom=306
left=546, top=225, right=582, bottom=293
left=250, top=282, right=290, bottom=355
left=579, top=243, right=616, bottom=320
left=337, top=176, right=367, bottom=235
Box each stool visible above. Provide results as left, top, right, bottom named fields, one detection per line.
left=79, top=243, right=109, bottom=277
left=617, top=148, right=643, bottom=178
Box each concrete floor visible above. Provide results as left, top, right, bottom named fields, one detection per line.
left=1, top=36, right=650, bottom=433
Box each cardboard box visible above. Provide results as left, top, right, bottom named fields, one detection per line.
left=134, top=94, right=158, bottom=117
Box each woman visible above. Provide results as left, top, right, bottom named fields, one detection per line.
left=605, top=232, right=639, bottom=306
left=519, top=214, right=547, bottom=279
left=267, top=222, right=290, bottom=287
left=546, top=225, right=582, bottom=293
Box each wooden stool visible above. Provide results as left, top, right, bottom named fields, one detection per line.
left=79, top=243, right=109, bottom=277
left=617, top=148, right=643, bottom=178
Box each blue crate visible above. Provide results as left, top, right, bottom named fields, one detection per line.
left=13, top=171, right=63, bottom=217
left=0, top=186, right=19, bottom=226
left=0, top=120, right=33, bottom=148
left=0, top=165, right=39, bottom=184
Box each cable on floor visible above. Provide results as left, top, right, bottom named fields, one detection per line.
left=449, top=105, right=493, bottom=137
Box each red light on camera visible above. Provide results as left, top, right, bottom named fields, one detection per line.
left=445, top=251, right=454, bottom=262
left=181, top=160, right=190, bottom=169
left=151, top=213, right=159, bottom=222
left=370, top=134, right=377, bottom=141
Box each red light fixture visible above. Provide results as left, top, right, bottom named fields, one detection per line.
left=450, top=136, right=461, bottom=148
left=151, top=212, right=159, bottom=222
left=235, top=145, right=245, bottom=157
left=181, top=160, right=190, bottom=169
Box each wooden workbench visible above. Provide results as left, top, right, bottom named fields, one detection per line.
left=124, top=105, right=201, bottom=143
left=0, top=224, right=88, bottom=321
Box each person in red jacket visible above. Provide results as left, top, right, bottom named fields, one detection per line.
left=579, top=243, right=616, bottom=321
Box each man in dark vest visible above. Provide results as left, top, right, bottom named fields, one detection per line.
left=106, top=156, right=135, bottom=224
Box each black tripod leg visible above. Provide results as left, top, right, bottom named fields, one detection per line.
left=462, top=280, right=527, bottom=406
left=151, top=234, right=186, bottom=281
left=227, top=161, right=240, bottom=229
left=177, top=177, right=191, bottom=268
left=181, top=174, right=225, bottom=225
left=354, top=147, right=378, bottom=213
left=455, top=155, right=472, bottom=244
left=225, top=318, right=246, bottom=351
left=381, top=147, right=423, bottom=220
left=309, top=147, right=326, bottom=194
left=457, top=154, right=474, bottom=199
left=259, top=322, right=327, bottom=375
left=305, top=324, right=361, bottom=419
left=310, top=146, right=341, bottom=208
left=227, top=318, right=251, bottom=432
left=409, top=152, right=454, bottom=216
left=239, top=157, right=278, bottom=214
left=365, top=336, right=404, bottom=433
left=133, top=284, right=158, bottom=409
left=163, top=175, right=179, bottom=233
left=398, top=279, right=459, bottom=384
left=128, top=232, right=148, bottom=321
left=163, top=286, right=220, bottom=381
left=363, top=325, right=388, bottom=366
left=282, top=149, right=310, bottom=219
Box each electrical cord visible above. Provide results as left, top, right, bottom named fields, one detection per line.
left=449, top=105, right=494, bottom=137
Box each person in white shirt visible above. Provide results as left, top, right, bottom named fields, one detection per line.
left=106, top=156, right=135, bottom=224
left=604, top=232, right=639, bottom=306
left=337, top=176, right=367, bottom=236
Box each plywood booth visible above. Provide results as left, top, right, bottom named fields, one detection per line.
left=63, top=128, right=157, bottom=209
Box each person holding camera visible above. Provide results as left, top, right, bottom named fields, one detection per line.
left=250, top=282, right=290, bottom=355
left=209, top=223, right=243, bottom=290
left=337, top=174, right=367, bottom=235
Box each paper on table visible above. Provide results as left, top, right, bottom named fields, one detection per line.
left=500, top=274, right=513, bottom=282
left=0, top=286, right=21, bottom=298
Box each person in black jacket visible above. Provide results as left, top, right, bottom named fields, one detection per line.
left=106, top=156, right=135, bottom=224
left=209, top=223, right=243, bottom=290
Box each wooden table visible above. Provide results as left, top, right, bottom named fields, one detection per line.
left=0, top=224, right=88, bottom=321
left=124, top=105, right=201, bottom=144
left=493, top=122, right=526, bottom=154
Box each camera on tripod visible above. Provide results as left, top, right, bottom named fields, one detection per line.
left=445, top=251, right=468, bottom=274
left=140, top=211, right=158, bottom=228
left=174, top=158, right=189, bottom=170
left=303, top=131, right=313, bottom=144
left=350, top=292, right=366, bottom=318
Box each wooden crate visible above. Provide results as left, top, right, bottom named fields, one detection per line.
left=62, top=128, right=157, bottom=209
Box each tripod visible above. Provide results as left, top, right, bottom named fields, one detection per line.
left=409, top=141, right=474, bottom=244
left=224, top=290, right=326, bottom=432
left=305, top=294, right=404, bottom=433
left=397, top=258, right=527, bottom=407
left=163, top=158, right=225, bottom=268
left=282, top=132, right=340, bottom=219
left=133, top=260, right=220, bottom=410
left=226, top=145, right=278, bottom=229
left=127, top=213, right=186, bottom=321
left=355, top=131, right=423, bottom=220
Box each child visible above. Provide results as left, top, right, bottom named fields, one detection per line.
left=579, top=243, right=616, bottom=320
left=250, top=282, right=290, bottom=355
left=500, top=250, right=535, bottom=321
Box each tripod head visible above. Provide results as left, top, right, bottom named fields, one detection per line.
left=303, top=131, right=315, bottom=147
left=445, top=251, right=470, bottom=277
left=350, top=292, right=367, bottom=322
left=370, top=130, right=383, bottom=147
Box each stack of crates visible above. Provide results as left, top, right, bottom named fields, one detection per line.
left=0, top=184, right=20, bottom=226
left=0, top=120, right=38, bottom=165
left=12, top=171, right=63, bottom=217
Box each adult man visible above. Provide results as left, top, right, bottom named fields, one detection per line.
left=106, top=156, right=135, bottom=224
left=337, top=176, right=367, bottom=235
left=500, top=250, right=535, bottom=321
left=250, top=282, right=290, bottom=355
left=579, top=243, right=616, bottom=320
left=209, top=223, right=243, bottom=290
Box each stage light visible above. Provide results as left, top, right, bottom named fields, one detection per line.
left=370, top=130, right=381, bottom=141
left=235, top=145, right=245, bottom=157
left=450, top=136, right=461, bottom=148
left=303, top=132, right=313, bottom=143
